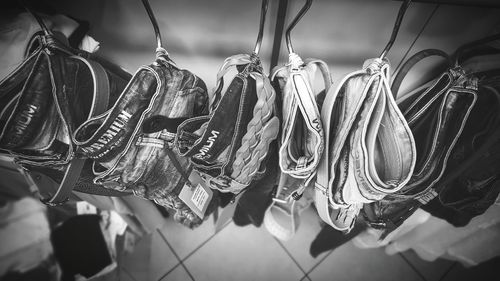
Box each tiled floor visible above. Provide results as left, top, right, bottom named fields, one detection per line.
left=118, top=206, right=467, bottom=281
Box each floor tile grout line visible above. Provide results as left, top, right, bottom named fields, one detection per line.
left=300, top=273, right=312, bottom=281
left=178, top=221, right=232, bottom=263
left=273, top=237, right=308, bottom=275
left=157, top=229, right=186, bottom=280
left=157, top=263, right=182, bottom=281
left=121, top=266, right=139, bottom=281
left=438, top=262, right=458, bottom=281
left=157, top=228, right=184, bottom=262
left=398, top=253, right=428, bottom=281
left=305, top=249, right=334, bottom=275
left=157, top=221, right=232, bottom=280
left=179, top=261, right=196, bottom=281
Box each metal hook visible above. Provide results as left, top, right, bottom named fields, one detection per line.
left=453, top=32, right=500, bottom=67
left=23, top=5, right=52, bottom=36
left=380, top=0, right=412, bottom=59
left=253, top=0, right=270, bottom=55
left=140, top=0, right=165, bottom=53
left=285, top=0, right=313, bottom=54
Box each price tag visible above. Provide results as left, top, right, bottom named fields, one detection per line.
left=179, top=171, right=213, bottom=219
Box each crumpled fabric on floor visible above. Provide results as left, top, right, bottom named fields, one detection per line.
left=354, top=200, right=500, bottom=267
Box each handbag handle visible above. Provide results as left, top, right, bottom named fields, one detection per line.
left=453, top=33, right=500, bottom=67
left=285, top=0, right=313, bottom=54
left=140, top=0, right=177, bottom=66
left=391, top=49, right=452, bottom=98
left=379, top=0, right=412, bottom=59
left=253, top=0, right=270, bottom=55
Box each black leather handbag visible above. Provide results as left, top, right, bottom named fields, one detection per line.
left=364, top=34, right=500, bottom=237
left=175, top=1, right=279, bottom=195
left=0, top=11, right=132, bottom=205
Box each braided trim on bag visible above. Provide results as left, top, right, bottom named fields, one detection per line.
left=233, top=117, right=279, bottom=185
left=230, top=73, right=278, bottom=184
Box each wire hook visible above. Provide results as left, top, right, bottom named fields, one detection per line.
left=453, top=32, right=500, bottom=67
left=253, top=0, right=270, bottom=55
left=23, top=5, right=52, bottom=36
left=140, top=0, right=166, bottom=54
left=380, top=0, right=412, bottom=59
left=285, top=0, right=313, bottom=54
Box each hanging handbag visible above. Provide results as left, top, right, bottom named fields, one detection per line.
left=315, top=0, right=416, bottom=232
left=272, top=55, right=330, bottom=186
left=175, top=1, right=280, bottom=195
left=265, top=56, right=330, bottom=240
left=264, top=0, right=332, bottom=240
left=364, top=34, right=500, bottom=237
left=73, top=0, right=214, bottom=227
left=316, top=58, right=416, bottom=232
left=0, top=11, right=132, bottom=205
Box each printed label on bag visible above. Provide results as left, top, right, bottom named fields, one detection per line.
left=416, top=189, right=438, bottom=204
left=179, top=171, right=213, bottom=219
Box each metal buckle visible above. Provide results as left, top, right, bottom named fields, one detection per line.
left=40, top=197, right=69, bottom=207
left=100, top=180, right=126, bottom=191
left=291, top=191, right=303, bottom=200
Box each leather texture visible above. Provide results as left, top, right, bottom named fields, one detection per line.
left=271, top=54, right=330, bottom=182
left=315, top=58, right=416, bottom=232
left=74, top=53, right=214, bottom=228
left=175, top=53, right=279, bottom=194
left=0, top=31, right=131, bottom=204
left=264, top=53, right=331, bottom=240
left=362, top=47, right=498, bottom=238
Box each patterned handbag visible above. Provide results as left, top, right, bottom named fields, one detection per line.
left=73, top=0, right=215, bottom=227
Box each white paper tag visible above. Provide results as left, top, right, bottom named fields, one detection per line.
left=191, top=184, right=210, bottom=210
left=76, top=201, right=97, bottom=215
left=179, top=171, right=213, bottom=219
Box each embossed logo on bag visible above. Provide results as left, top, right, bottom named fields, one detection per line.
left=82, top=110, right=132, bottom=156
left=193, top=130, right=219, bottom=159
left=13, top=104, right=38, bottom=137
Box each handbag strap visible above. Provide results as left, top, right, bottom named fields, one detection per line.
left=304, top=58, right=333, bottom=94
left=230, top=71, right=279, bottom=186
left=314, top=69, right=365, bottom=230
left=391, top=49, right=452, bottom=98
left=40, top=58, right=110, bottom=206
